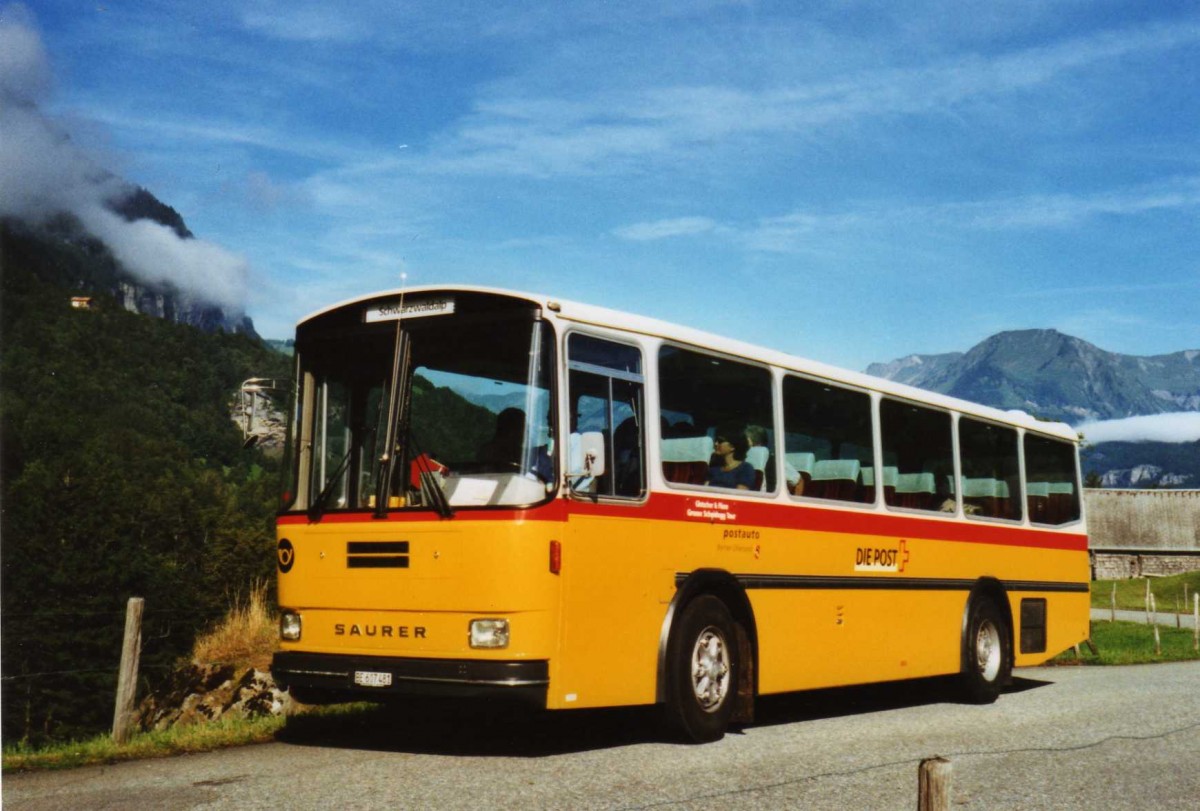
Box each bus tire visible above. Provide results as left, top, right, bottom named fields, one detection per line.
left=960, top=596, right=1011, bottom=704
left=663, top=595, right=738, bottom=743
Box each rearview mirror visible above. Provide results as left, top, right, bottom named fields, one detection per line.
left=568, top=431, right=606, bottom=479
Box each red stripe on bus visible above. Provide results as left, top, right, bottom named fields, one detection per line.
left=579, top=492, right=1087, bottom=551
left=278, top=492, right=1085, bottom=551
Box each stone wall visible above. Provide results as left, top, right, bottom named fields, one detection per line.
left=1091, top=552, right=1200, bottom=580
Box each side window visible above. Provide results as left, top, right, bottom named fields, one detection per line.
left=880, top=399, right=954, bottom=512
left=568, top=334, right=645, bottom=499
left=959, top=418, right=1022, bottom=521
left=657, top=346, right=775, bottom=492
left=1024, top=434, right=1081, bottom=525
left=782, top=376, right=874, bottom=503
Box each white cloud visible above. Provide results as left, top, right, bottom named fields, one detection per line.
left=0, top=4, right=249, bottom=313
left=0, top=4, right=49, bottom=103
left=613, top=217, right=716, bottom=241
left=240, top=5, right=369, bottom=44
left=81, top=107, right=370, bottom=164
left=612, top=173, right=1200, bottom=257
left=0, top=91, right=116, bottom=220
left=951, top=177, right=1200, bottom=229
left=77, top=205, right=248, bottom=310
left=236, top=1, right=741, bottom=49
left=1080, top=413, right=1200, bottom=444
left=408, top=18, right=1200, bottom=179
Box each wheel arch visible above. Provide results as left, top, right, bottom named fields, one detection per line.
left=657, top=569, right=758, bottom=721
left=960, top=577, right=1013, bottom=676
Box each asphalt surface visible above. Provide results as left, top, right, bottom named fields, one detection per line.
left=5, top=661, right=1199, bottom=810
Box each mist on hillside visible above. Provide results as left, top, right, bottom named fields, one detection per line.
left=1081, top=413, right=1200, bottom=444
left=0, top=3, right=250, bottom=312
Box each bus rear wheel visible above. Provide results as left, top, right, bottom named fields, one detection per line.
left=960, top=596, right=1011, bottom=704
left=663, top=595, right=738, bottom=743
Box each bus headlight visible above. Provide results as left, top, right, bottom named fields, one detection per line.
left=280, top=611, right=302, bottom=641
left=469, top=618, right=509, bottom=649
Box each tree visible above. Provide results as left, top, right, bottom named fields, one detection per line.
left=1, top=221, right=289, bottom=744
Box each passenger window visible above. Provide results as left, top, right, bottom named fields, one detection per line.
left=880, top=399, right=954, bottom=512
left=1024, top=434, right=1080, bottom=525
left=782, top=376, right=874, bottom=503
left=567, top=334, right=645, bottom=498
left=959, top=418, right=1022, bottom=521
left=657, top=346, right=775, bottom=492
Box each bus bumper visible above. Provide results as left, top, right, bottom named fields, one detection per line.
left=271, top=651, right=549, bottom=707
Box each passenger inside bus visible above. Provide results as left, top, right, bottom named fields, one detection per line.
left=612, top=416, right=643, bottom=495
left=745, top=424, right=770, bottom=491
left=707, top=429, right=756, bottom=490
left=481, top=407, right=554, bottom=482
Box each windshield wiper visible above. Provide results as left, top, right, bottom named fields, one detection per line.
left=372, top=323, right=454, bottom=519
left=374, top=326, right=412, bottom=518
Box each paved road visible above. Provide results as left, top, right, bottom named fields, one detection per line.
left=6, top=662, right=1199, bottom=810
left=1091, top=607, right=1198, bottom=629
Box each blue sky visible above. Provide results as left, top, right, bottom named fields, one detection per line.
left=7, top=0, right=1200, bottom=371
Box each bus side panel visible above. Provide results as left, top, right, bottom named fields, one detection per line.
left=752, top=589, right=963, bottom=694
left=550, top=512, right=676, bottom=710
left=747, top=525, right=1089, bottom=693
left=1011, top=591, right=1091, bottom=668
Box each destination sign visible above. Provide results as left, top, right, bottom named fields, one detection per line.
left=364, top=297, right=455, bottom=323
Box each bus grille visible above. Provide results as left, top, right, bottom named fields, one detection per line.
left=347, top=541, right=409, bottom=569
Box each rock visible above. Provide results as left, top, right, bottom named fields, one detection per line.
left=136, top=662, right=294, bottom=732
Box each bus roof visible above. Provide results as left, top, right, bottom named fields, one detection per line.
left=298, top=284, right=1080, bottom=443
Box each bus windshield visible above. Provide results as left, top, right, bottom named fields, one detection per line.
left=286, top=313, right=556, bottom=514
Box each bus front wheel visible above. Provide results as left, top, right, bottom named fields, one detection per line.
left=663, top=595, right=738, bottom=743
left=960, top=596, right=1012, bottom=704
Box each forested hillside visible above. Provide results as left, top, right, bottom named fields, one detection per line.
left=1, top=220, right=290, bottom=745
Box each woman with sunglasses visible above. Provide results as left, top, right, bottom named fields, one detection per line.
left=707, top=427, right=756, bottom=490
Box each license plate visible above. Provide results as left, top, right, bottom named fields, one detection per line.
left=353, top=670, right=393, bottom=688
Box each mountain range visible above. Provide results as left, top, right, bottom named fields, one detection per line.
left=865, top=329, right=1200, bottom=423
left=866, top=330, right=1200, bottom=488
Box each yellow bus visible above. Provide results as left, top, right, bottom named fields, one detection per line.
left=271, top=286, right=1088, bottom=742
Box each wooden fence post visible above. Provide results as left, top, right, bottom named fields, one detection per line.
left=111, top=597, right=144, bottom=744
left=918, top=757, right=952, bottom=811
left=1110, top=582, right=1116, bottom=622
left=1149, top=594, right=1161, bottom=656
left=1144, top=578, right=1151, bottom=624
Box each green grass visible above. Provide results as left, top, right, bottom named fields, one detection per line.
left=1091, top=571, right=1200, bottom=614
left=0, top=704, right=379, bottom=774
left=2, top=714, right=286, bottom=773
left=1051, top=620, right=1200, bottom=666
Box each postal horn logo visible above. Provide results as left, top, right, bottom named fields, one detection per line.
left=277, top=538, right=295, bottom=573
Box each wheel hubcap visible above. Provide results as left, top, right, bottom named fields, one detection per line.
left=691, top=626, right=731, bottom=712
left=975, top=619, right=1001, bottom=682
